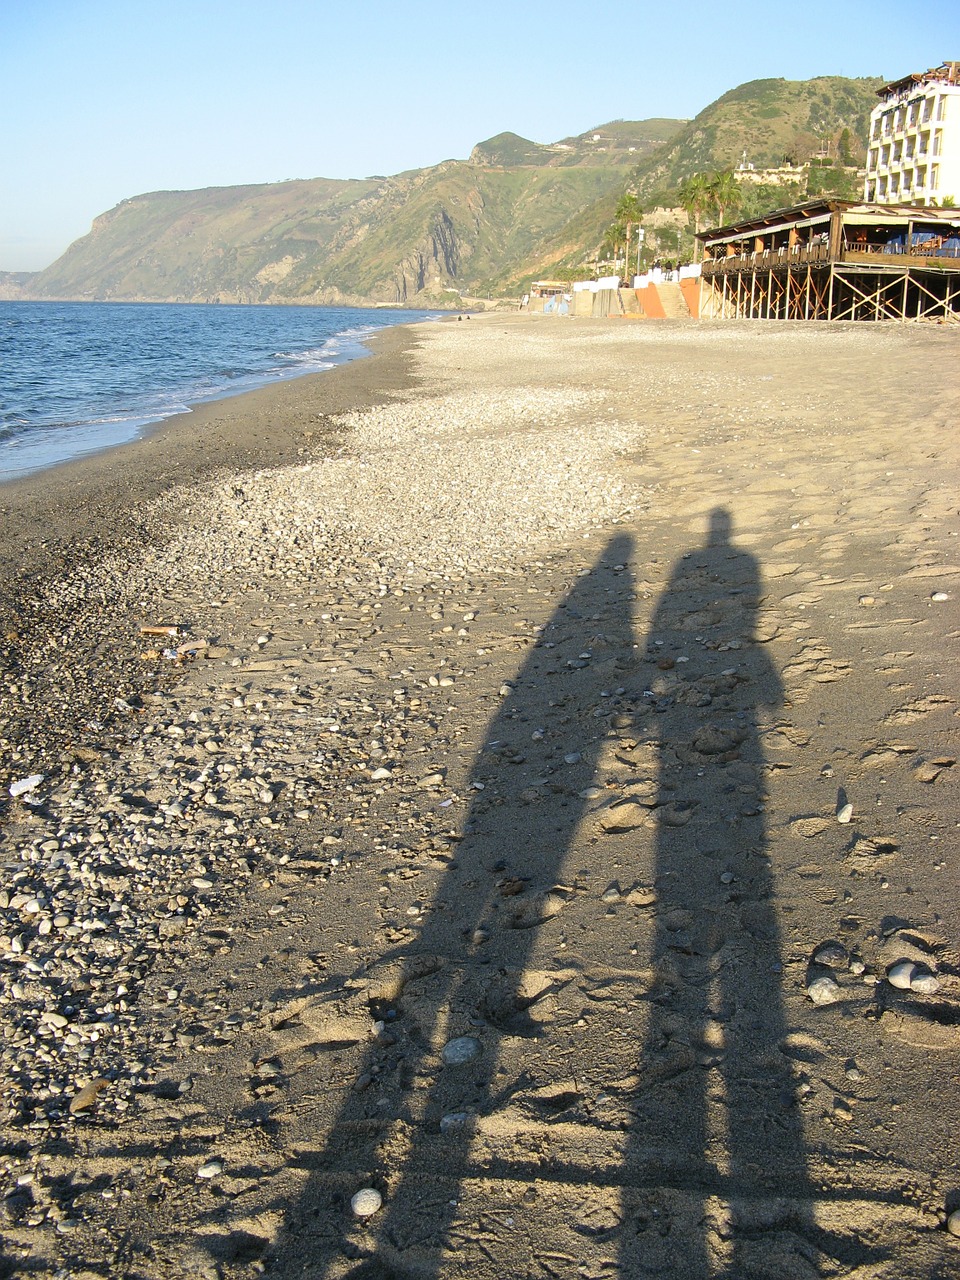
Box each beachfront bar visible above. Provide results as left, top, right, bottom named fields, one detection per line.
left=696, top=198, right=960, bottom=321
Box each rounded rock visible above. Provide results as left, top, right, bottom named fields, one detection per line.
left=887, top=961, right=916, bottom=990
left=351, top=1187, right=383, bottom=1218
left=441, top=1035, right=481, bottom=1066
left=812, top=941, right=848, bottom=969
left=806, top=975, right=841, bottom=1006
left=910, top=969, right=941, bottom=995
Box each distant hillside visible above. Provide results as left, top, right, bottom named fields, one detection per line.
left=0, top=271, right=37, bottom=300
left=513, top=75, right=882, bottom=285
left=17, top=77, right=884, bottom=306
left=632, top=75, right=881, bottom=197
left=21, top=118, right=681, bottom=307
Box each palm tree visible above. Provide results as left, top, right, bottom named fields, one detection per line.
left=708, top=169, right=742, bottom=227
left=614, top=193, right=644, bottom=274
left=677, top=173, right=711, bottom=234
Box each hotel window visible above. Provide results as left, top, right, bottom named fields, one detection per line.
left=878, top=178, right=888, bottom=198
left=933, top=130, right=943, bottom=156
left=922, top=97, right=933, bottom=122
left=865, top=181, right=876, bottom=200
left=893, top=141, right=903, bottom=162
left=905, top=139, right=915, bottom=160
left=917, top=167, right=927, bottom=188
left=881, top=144, right=890, bottom=166
left=908, top=100, right=919, bottom=125
left=931, top=165, right=939, bottom=190
left=868, top=148, right=879, bottom=170
left=882, top=113, right=892, bottom=136
left=936, top=96, right=946, bottom=120
left=919, top=131, right=930, bottom=156
left=891, top=174, right=900, bottom=193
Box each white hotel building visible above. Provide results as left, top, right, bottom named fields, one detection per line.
left=864, top=61, right=960, bottom=206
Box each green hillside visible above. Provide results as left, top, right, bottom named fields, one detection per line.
left=18, top=76, right=884, bottom=306
left=631, top=75, right=881, bottom=197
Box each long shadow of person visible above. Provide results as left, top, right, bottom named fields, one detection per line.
left=618, top=507, right=872, bottom=1277
left=265, top=533, right=638, bottom=1278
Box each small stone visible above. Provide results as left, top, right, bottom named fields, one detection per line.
left=858, top=595, right=876, bottom=607
left=887, top=961, right=915, bottom=990
left=69, top=1079, right=110, bottom=1115
left=417, top=772, right=445, bottom=789
left=812, top=941, right=848, bottom=969
left=947, top=1209, right=960, bottom=1237
left=836, top=802, right=853, bottom=824
left=440, top=1111, right=470, bottom=1134
left=599, top=801, right=649, bottom=833
left=626, top=885, right=656, bottom=907
left=9, top=774, right=44, bottom=798
left=930, top=592, right=949, bottom=602
left=806, top=975, right=841, bottom=1006
left=910, top=969, right=941, bottom=995
left=441, top=1035, right=481, bottom=1066
left=370, top=767, right=392, bottom=782
left=197, top=1160, right=223, bottom=1179
left=351, top=1187, right=382, bottom=1218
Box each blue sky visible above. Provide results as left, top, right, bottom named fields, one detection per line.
left=1, top=0, right=956, bottom=270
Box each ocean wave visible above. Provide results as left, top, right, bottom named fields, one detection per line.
left=0, top=301, right=436, bottom=479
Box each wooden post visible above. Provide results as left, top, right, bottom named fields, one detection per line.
left=828, top=266, right=835, bottom=320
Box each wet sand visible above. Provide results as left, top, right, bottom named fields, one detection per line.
left=1, top=314, right=960, bottom=1279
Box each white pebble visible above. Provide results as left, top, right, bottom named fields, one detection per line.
left=836, top=803, right=853, bottom=824
left=9, top=774, right=44, bottom=798
left=887, top=961, right=915, bottom=990
left=197, top=1160, right=223, bottom=1179
left=351, top=1187, right=382, bottom=1218
left=910, top=969, right=941, bottom=995
left=947, top=1209, right=960, bottom=1237
left=806, top=975, right=841, bottom=1006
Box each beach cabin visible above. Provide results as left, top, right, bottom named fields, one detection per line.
left=696, top=198, right=960, bottom=321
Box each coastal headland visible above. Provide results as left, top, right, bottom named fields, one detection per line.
left=1, top=314, right=959, bottom=1279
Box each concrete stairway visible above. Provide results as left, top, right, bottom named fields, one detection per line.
left=654, top=281, right=692, bottom=318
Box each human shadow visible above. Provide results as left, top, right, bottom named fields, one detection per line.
left=618, top=508, right=872, bottom=1276
left=265, top=533, right=638, bottom=1278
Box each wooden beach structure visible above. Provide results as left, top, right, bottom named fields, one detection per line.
left=696, top=199, right=960, bottom=322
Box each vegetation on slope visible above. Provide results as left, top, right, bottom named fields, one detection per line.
left=20, top=76, right=885, bottom=305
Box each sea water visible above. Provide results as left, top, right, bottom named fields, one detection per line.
left=0, top=301, right=436, bottom=481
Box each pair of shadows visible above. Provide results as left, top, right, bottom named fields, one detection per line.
left=263, top=511, right=878, bottom=1278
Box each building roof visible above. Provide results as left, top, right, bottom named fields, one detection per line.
left=878, top=61, right=960, bottom=99
left=696, top=199, right=960, bottom=247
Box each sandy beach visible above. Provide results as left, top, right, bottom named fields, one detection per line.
left=1, top=312, right=959, bottom=1280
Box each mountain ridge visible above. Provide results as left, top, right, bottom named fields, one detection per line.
left=7, top=75, right=883, bottom=306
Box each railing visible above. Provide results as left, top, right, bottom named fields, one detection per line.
left=701, top=237, right=960, bottom=278
left=701, top=242, right=830, bottom=275
left=843, top=238, right=960, bottom=260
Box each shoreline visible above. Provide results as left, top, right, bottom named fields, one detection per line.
left=1, top=314, right=959, bottom=1278
left=0, top=319, right=426, bottom=616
